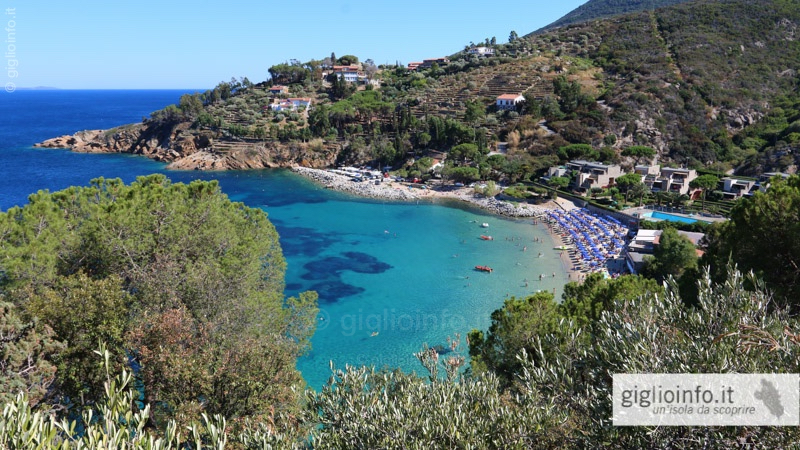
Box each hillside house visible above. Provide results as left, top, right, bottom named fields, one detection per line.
left=268, top=85, right=289, bottom=95
left=565, top=160, right=623, bottom=192
left=496, top=93, right=524, bottom=110
left=468, top=46, right=495, bottom=57
left=420, top=57, right=450, bottom=69
left=269, top=97, right=312, bottom=112
left=407, top=62, right=422, bottom=71
left=327, top=64, right=365, bottom=83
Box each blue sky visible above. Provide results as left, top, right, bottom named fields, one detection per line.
left=11, top=0, right=587, bottom=89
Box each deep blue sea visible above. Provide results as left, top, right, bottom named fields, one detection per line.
left=0, top=90, right=569, bottom=389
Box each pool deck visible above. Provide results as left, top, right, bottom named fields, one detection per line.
left=623, top=206, right=728, bottom=224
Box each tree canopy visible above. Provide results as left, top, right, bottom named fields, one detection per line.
left=703, top=174, right=800, bottom=311
left=0, top=175, right=317, bottom=422
left=621, top=145, right=656, bottom=165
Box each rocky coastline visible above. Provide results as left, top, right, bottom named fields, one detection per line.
left=34, top=123, right=337, bottom=171
left=290, top=166, right=553, bottom=218
left=34, top=127, right=553, bottom=219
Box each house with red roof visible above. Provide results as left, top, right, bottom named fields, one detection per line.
left=496, top=93, right=524, bottom=110
left=268, top=85, right=289, bottom=95
left=268, top=97, right=313, bottom=112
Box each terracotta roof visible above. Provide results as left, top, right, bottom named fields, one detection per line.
left=497, top=94, right=522, bottom=100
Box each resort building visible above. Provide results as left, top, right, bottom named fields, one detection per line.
left=634, top=164, right=661, bottom=191
left=496, top=93, right=525, bottom=110
left=467, top=46, right=495, bottom=57
left=748, top=172, right=790, bottom=196
left=541, top=165, right=568, bottom=182
left=653, top=167, right=698, bottom=195
left=720, top=177, right=756, bottom=199
left=625, top=229, right=705, bottom=274
left=565, top=160, right=624, bottom=192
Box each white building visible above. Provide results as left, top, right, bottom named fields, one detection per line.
left=496, top=93, right=524, bottom=110
left=721, top=177, right=755, bottom=199
left=269, top=97, right=312, bottom=112
left=468, top=46, right=495, bottom=57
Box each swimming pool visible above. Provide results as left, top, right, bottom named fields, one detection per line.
left=641, top=211, right=710, bottom=224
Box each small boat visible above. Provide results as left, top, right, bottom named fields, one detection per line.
left=480, top=222, right=489, bottom=228
left=480, top=235, right=493, bottom=241
left=475, top=265, right=493, bottom=273
left=371, top=331, right=379, bottom=337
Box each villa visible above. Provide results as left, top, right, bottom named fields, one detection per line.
left=468, top=46, right=495, bottom=57
left=420, top=57, right=450, bottom=69
left=269, top=97, right=313, bottom=112
left=268, top=85, right=289, bottom=95
left=328, top=64, right=365, bottom=83
left=496, top=93, right=525, bottom=110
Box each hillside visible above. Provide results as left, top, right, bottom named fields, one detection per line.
left=531, top=0, right=694, bottom=34
left=37, top=0, right=800, bottom=179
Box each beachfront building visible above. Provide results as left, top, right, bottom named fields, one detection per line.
left=625, top=229, right=705, bottom=274
left=468, top=46, right=495, bottom=57
left=496, top=94, right=525, bottom=110
left=720, top=177, right=756, bottom=199
left=565, top=160, right=624, bottom=193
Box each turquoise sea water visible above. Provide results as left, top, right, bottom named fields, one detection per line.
left=0, top=90, right=569, bottom=389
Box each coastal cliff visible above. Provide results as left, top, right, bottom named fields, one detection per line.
left=35, top=121, right=339, bottom=170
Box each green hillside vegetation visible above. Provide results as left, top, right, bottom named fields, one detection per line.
left=532, top=0, right=694, bottom=34
left=4, top=179, right=800, bottom=447
left=0, top=176, right=318, bottom=427
left=140, top=0, right=799, bottom=180
left=4, top=264, right=800, bottom=448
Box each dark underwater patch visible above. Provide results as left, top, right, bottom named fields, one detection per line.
left=299, top=252, right=392, bottom=303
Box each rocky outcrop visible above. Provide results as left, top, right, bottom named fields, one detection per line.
left=35, top=120, right=339, bottom=171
